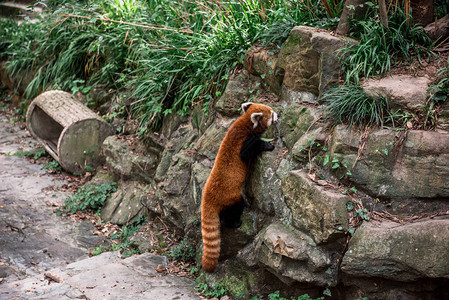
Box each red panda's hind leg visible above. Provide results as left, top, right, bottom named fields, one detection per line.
left=220, top=197, right=245, bottom=229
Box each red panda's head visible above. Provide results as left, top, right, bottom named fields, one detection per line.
left=241, top=102, right=278, bottom=133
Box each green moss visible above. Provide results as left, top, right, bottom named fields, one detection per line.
left=223, top=275, right=248, bottom=298
left=221, top=264, right=260, bottom=299
left=279, top=105, right=313, bottom=149
left=281, top=33, right=303, bottom=56
left=238, top=212, right=257, bottom=236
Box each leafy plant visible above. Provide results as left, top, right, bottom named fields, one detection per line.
left=346, top=199, right=369, bottom=221
left=340, top=9, right=434, bottom=84
left=267, top=291, right=324, bottom=300
left=429, top=57, right=449, bottom=104
left=14, top=148, right=46, bottom=160
left=110, top=216, right=146, bottom=258
left=383, top=109, right=415, bottom=130
left=92, top=245, right=108, bottom=256
left=169, top=238, right=196, bottom=262
left=195, top=273, right=228, bottom=298
left=58, top=182, right=117, bottom=215
left=1, top=0, right=345, bottom=135
left=42, top=159, right=62, bottom=172
left=321, top=84, right=389, bottom=128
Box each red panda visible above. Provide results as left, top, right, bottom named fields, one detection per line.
left=201, top=102, right=278, bottom=272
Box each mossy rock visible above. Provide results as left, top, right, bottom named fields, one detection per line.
left=278, top=103, right=322, bottom=150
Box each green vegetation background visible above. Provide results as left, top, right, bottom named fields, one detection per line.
left=0, top=0, right=447, bottom=131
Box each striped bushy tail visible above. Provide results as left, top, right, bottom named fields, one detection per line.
left=201, top=209, right=221, bottom=273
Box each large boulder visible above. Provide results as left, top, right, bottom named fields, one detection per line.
left=330, top=126, right=449, bottom=199
left=156, top=150, right=197, bottom=228
left=245, top=149, right=297, bottom=221
left=193, top=118, right=231, bottom=160
left=102, top=136, right=159, bottom=183
left=341, top=218, right=449, bottom=281
left=214, top=71, right=269, bottom=117
left=254, top=223, right=333, bottom=286
left=362, top=75, right=431, bottom=111
left=424, top=14, right=449, bottom=41
left=277, top=26, right=355, bottom=96
left=101, top=181, right=150, bottom=225
left=278, top=104, right=317, bottom=149
left=245, top=45, right=284, bottom=95
left=282, top=170, right=349, bottom=244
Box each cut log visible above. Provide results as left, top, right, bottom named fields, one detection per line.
left=26, top=90, right=113, bottom=174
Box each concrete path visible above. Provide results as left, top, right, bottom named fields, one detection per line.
left=0, top=113, right=199, bottom=299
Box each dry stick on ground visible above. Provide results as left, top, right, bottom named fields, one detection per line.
left=351, top=127, right=372, bottom=170
left=372, top=210, right=449, bottom=224
left=44, top=272, right=64, bottom=283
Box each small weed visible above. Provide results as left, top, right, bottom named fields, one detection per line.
left=266, top=291, right=324, bottom=300
left=58, top=182, right=117, bottom=215
left=346, top=199, right=370, bottom=221
left=42, top=159, right=62, bottom=172
left=195, top=273, right=228, bottom=298
left=346, top=197, right=370, bottom=236
left=429, top=57, right=449, bottom=104
left=92, top=245, right=108, bottom=256
left=189, top=267, right=199, bottom=276
left=354, top=208, right=370, bottom=221
left=111, top=215, right=146, bottom=258
left=69, top=79, right=92, bottom=95
left=83, top=165, right=95, bottom=172
left=383, top=109, right=415, bottom=130
left=169, top=238, right=196, bottom=263
left=14, top=148, right=46, bottom=160
left=322, top=154, right=352, bottom=179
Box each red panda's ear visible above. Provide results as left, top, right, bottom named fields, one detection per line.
left=251, top=112, right=263, bottom=128
left=241, top=102, right=253, bottom=113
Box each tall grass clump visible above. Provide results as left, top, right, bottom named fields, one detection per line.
left=340, top=9, right=434, bottom=84
left=0, top=18, right=45, bottom=78
left=321, top=84, right=389, bottom=128
left=1, top=0, right=343, bottom=134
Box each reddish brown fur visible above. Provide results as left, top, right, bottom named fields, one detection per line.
left=201, top=103, right=275, bottom=272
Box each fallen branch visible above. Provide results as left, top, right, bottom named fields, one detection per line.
left=44, top=272, right=64, bottom=283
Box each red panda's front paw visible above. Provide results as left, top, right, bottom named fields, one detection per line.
left=265, top=142, right=275, bottom=151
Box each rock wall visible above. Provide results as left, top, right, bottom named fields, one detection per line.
left=101, top=26, right=449, bottom=299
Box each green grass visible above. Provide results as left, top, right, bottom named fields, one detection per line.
left=429, top=57, right=449, bottom=104
left=341, top=9, right=434, bottom=84
left=169, top=238, right=196, bottom=262
left=1, top=1, right=437, bottom=133
left=58, top=182, right=117, bottom=215
left=321, top=84, right=389, bottom=128
left=0, top=0, right=342, bottom=134
left=14, top=148, right=46, bottom=160
left=110, top=215, right=146, bottom=258
left=195, top=273, right=228, bottom=299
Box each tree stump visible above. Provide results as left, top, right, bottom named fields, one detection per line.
left=26, top=90, right=113, bottom=174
